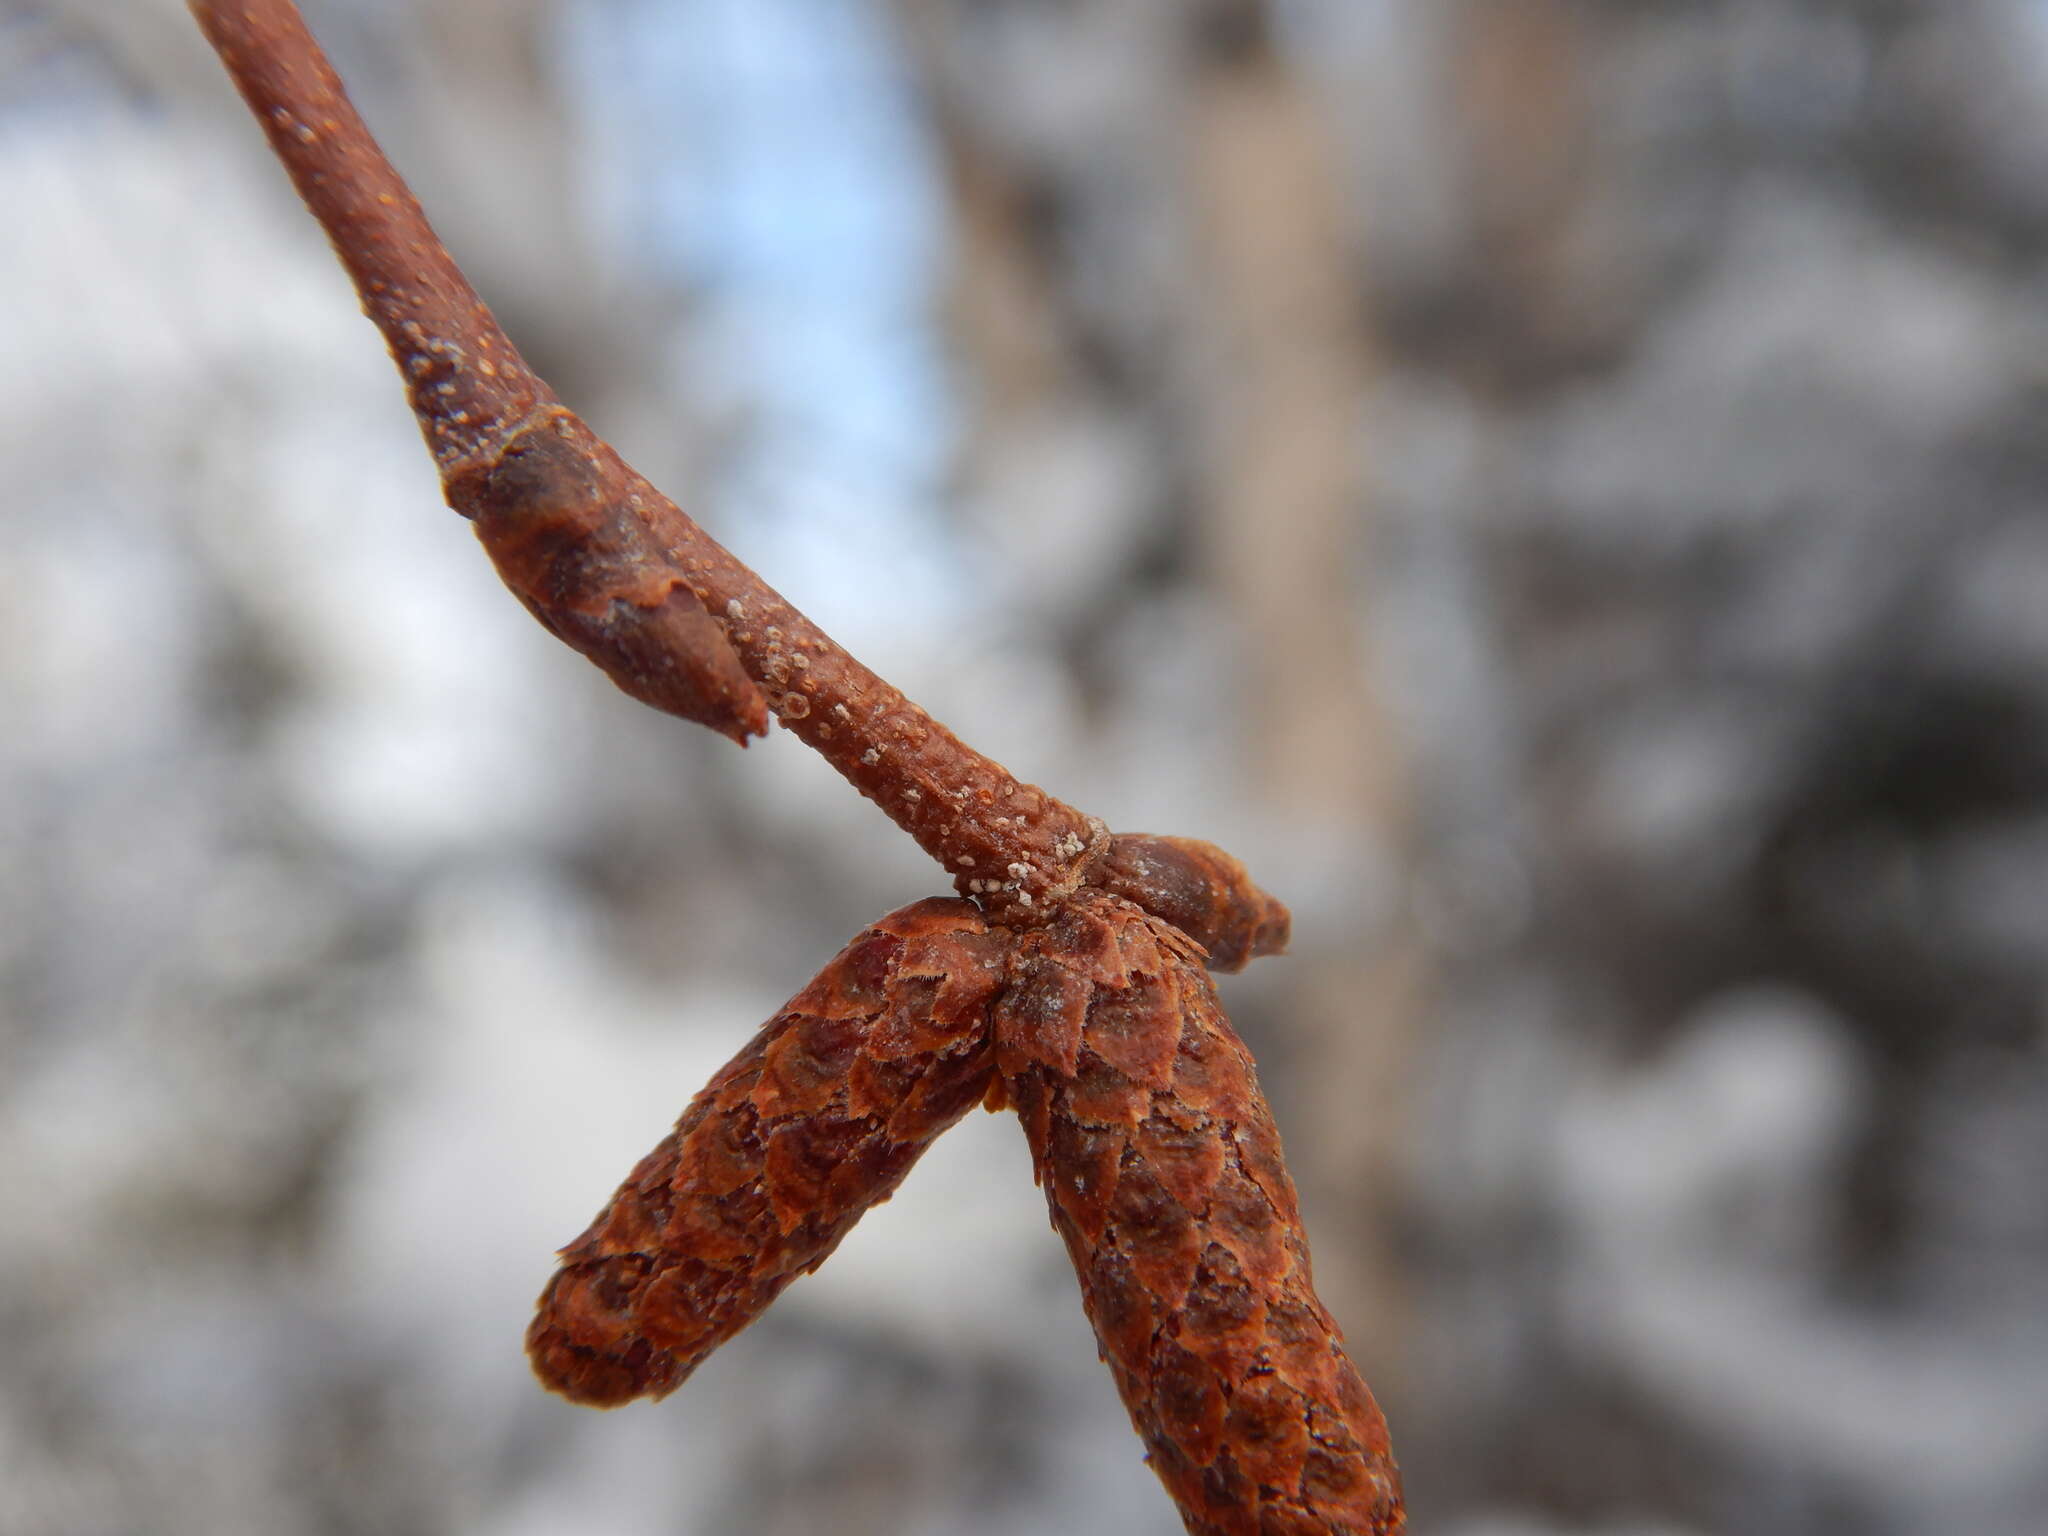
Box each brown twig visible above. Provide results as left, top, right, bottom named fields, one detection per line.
left=189, top=0, right=549, bottom=474
left=189, top=3, right=1397, bottom=1530
left=190, top=0, right=1111, bottom=911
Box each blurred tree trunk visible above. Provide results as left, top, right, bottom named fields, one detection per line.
left=897, top=0, right=1425, bottom=1379
left=1442, top=0, right=1608, bottom=387
left=1181, top=7, right=1423, bottom=1381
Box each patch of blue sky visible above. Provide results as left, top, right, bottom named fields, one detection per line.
left=565, top=0, right=966, bottom=641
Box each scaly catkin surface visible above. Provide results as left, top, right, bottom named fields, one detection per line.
left=996, top=895, right=1404, bottom=1535
left=528, top=899, right=1008, bottom=1405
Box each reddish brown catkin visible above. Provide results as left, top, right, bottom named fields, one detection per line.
left=529, top=900, right=1009, bottom=1405
left=996, top=894, right=1403, bottom=1536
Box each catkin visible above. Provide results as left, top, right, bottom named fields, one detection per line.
left=997, top=895, right=1404, bottom=1535
left=528, top=898, right=1007, bottom=1405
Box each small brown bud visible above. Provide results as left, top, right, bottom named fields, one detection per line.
left=451, top=413, right=768, bottom=744
left=1090, top=834, right=1291, bottom=972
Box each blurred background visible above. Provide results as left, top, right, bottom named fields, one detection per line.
left=6, top=1, right=2048, bottom=1532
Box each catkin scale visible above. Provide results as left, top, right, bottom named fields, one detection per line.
left=997, top=896, right=1404, bottom=1536
left=528, top=899, right=1007, bottom=1405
